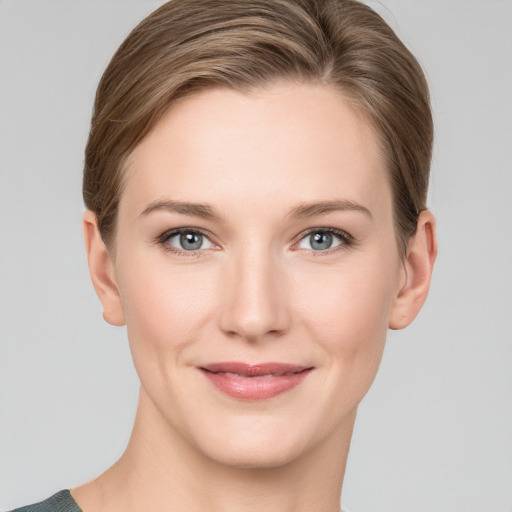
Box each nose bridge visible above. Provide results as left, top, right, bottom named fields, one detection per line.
left=219, top=240, right=289, bottom=341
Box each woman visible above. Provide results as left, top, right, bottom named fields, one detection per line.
left=11, top=0, right=436, bottom=510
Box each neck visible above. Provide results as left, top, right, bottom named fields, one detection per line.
left=73, top=388, right=355, bottom=512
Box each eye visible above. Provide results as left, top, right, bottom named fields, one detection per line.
left=297, top=229, right=352, bottom=252
left=160, top=229, right=215, bottom=252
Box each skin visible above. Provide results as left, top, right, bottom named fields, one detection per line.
left=76, top=82, right=437, bottom=512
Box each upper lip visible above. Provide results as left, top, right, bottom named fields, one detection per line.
left=200, top=362, right=312, bottom=377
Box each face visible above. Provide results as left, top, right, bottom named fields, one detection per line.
left=107, top=83, right=405, bottom=468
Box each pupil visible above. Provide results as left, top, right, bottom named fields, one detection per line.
left=310, top=232, right=332, bottom=250
left=180, top=232, right=202, bottom=250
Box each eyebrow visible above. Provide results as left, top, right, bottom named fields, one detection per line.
left=288, top=200, right=373, bottom=220
left=139, top=198, right=372, bottom=221
left=140, top=200, right=220, bottom=220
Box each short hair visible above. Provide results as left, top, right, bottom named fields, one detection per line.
left=83, top=0, right=433, bottom=252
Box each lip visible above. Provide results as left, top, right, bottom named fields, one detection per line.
left=199, top=362, right=313, bottom=401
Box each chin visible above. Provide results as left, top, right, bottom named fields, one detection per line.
left=204, top=437, right=306, bottom=470
left=186, top=413, right=325, bottom=471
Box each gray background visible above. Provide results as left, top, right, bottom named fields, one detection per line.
left=1, top=1, right=511, bottom=511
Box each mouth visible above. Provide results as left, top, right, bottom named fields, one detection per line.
left=199, top=362, right=314, bottom=400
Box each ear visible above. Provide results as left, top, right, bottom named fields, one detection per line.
left=83, top=210, right=125, bottom=326
left=389, top=210, right=437, bottom=330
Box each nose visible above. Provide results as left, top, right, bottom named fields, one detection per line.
left=218, top=245, right=291, bottom=342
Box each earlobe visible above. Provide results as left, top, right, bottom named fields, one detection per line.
left=83, top=210, right=125, bottom=326
left=389, top=210, right=437, bottom=330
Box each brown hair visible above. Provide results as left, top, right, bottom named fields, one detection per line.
left=83, top=0, right=433, bottom=252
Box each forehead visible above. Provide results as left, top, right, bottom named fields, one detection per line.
left=121, top=82, right=391, bottom=221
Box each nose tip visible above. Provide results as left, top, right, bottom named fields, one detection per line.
left=219, top=255, right=290, bottom=342
left=223, top=305, right=286, bottom=342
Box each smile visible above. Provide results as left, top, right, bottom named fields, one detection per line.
left=199, top=362, right=313, bottom=400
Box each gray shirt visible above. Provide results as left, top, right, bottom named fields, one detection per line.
left=8, top=491, right=82, bottom=512
left=8, top=490, right=352, bottom=512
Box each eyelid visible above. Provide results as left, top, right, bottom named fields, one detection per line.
left=157, top=227, right=219, bottom=256
left=292, top=227, right=355, bottom=252
left=156, top=226, right=356, bottom=256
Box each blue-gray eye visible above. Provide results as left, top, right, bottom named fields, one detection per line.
left=298, top=231, right=343, bottom=251
left=166, top=231, right=214, bottom=251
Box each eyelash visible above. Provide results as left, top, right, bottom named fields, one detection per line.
left=294, top=227, right=355, bottom=255
left=156, top=227, right=355, bottom=257
left=157, top=227, right=216, bottom=258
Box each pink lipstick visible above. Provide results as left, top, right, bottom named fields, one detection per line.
left=199, top=362, right=313, bottom=400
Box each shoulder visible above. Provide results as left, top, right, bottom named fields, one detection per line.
left=6, top=491, right=82, bottom=512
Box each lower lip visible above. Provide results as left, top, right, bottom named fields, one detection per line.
left=201, top=369, right=312, bottom=400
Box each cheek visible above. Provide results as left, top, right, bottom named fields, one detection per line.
left=295, top=254, right=399, bottom=391
left=115, top=251, right=218, bottom=373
